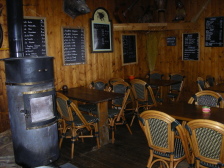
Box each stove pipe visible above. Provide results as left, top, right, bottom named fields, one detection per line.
left=6, top=0, right=24, bottom=58
left=5, top=0, right=59, bottom=167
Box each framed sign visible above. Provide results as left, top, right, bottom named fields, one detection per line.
left=122, top=34, right=138, bottom=65
left=205, top=16, right=224, bottom=47
left=182, top=33, right=199, bottom=61
left=90, top=7, right=113, bottom=53
left=62, top=27, right=86, bottom=66
left=23, top=17, right=48, bottom=56
left=167, top=36, right=176, bottom=46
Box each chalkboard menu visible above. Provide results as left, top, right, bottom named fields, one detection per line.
left=62, top=27, right=86, bottom=65
left=91, top=7, right=113, bottom=53
left=205, top=17, right=224, bottom=47
left=182, top=33, right=199, bottom=61
left=23, top=17, right=47, bottom=56
left=167, top=37, right=176, bottom=46
left=92, top=24, right=111, bottom=51
left=122, top=35, right=138, bottom=65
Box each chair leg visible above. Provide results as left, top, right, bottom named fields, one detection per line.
left=59, top=127, right=67, bottom=148
left=130, top=110, right=139, bottom=126
left=130, top=115, right=136, bottom=126
left=126, top=123, right=132, bottom=135
left=70, top=128, right=78, bottom=159
left=94, top=123, right=100, bottom=148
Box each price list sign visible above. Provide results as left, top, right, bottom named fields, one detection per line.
left=205, top=17, right=224, bottom=47
left=23, top=17, right=47, bottom=56
left=62, top=28, right=86, bottom=65
left=122, top=34, right=138, bottom=65
left=182, top=33, right=199, bottom=60
left=93, top=24, right=111, bottom=51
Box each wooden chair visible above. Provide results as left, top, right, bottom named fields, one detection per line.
left=146, top=72, right=164, bottom=80
left=108, top=77, right=124, bottom=88
left=110, top=81, right=135, bottom=112
left=185, top=119, right=224, bottom=168
left=146, top=72, right=164, bottom=98
left=197, top=77, right=209, bottom=91
left=56, top=92, right=100, bottom=159
left=90, top=82, right=133, bottom=143
left=130, top=79, right=157, bottom=126
left=89, top=79, right=109, bottom=91
left=206, top=75, right=217, bottom=87
left=139, top=110, right=191, bottom=168
left=167, top=74, right=185, bottom=102
left=188, top=90, right=224, bottom=108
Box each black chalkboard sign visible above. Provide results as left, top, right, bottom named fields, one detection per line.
left=62, top=27, right=86, bottom=65
left=167, top=37, right=176, bottom=46
left=91, top=7, right=113, bottom=53
left=92, top=24, right=111, bottom=51
left=23, top=17, right=47, bottom=56
left=122, top=34, right=138, bottom=65
left=182, top=33, right=199, bottom=61
left=205, top=17, right=224, bottom=47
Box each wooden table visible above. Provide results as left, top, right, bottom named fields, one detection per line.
left=141, top=78, right=181, bottom=101
left=206, top=83, right=224, bottom=92
left=152, top=102, right=224, bottom=123
left=59, top=87, right=124, bottom=145
left=205, top=83, right=224, bottom=98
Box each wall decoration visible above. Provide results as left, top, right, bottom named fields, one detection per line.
left=63, top=0, right=90, bottom=19
left=205, top=16, right=224, bottom=47
left=182, top=33, right=199, bottom=61
left=62, top=27, right=86, bottom=65
left=23, top=17, right=47, bottom=56
left=167, top=36, right=176, bottom=46
left=122, top=34, right=138, bottom=65
left=90, top=7, right=113, bottom=53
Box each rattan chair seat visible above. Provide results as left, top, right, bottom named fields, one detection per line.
left=65, top=114, right=99, bottom=126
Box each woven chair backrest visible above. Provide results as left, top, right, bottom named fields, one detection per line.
left=188, top=90, right=223, bottom=108
left=139, top=110, right=187, bottom=156
left=186, top=119, right=224, bottom=167
left=150, top=73, right=163, bottom=80
left=56, top=92, right=91, bottom=130
left=170, top=74, right=185, bottom=91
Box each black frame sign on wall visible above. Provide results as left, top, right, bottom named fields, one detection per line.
left=90, top=7, right=113, bottom=53
left=62, top=27, right=86, bottom=66
left=167, top=36, right=176, bottom=46
left=182, top=33, right=199, bottom=61
left=122, top=34, right=138, bottom=65
left=205, top=16, right=224, bottom=47
left=23, top=17, right=48, bottom=56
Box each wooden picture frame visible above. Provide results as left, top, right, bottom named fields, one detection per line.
left=90, top=7, right=113, bottom=53
left=23, top=16, right=48, bottom=56
left=61, top=27, right=86, bottom=66
left=121, top=34, right=138, bottom=65
left=182, top=33, right=200, bottom=61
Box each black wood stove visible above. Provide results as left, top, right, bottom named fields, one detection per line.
left=3, top=0, right=59, bottom=167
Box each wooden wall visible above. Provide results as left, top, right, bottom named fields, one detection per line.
left=0, top=0, right=224, bottom=132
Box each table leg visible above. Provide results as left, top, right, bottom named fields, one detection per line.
left=97, top=101, right=109, bottom=145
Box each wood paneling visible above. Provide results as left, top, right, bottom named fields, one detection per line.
left=0, top=0, right=224, bottom=132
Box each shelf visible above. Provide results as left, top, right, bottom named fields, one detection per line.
left=113, top=22, right=197, bottom=31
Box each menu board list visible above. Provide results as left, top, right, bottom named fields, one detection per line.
left=93, top=24, right=111, bottom=50
left=23, top=18, right=46, bottom=56
left=205, top=17, right=224, bottom=47
left=122, top=35, right=137, bottom=64
left=62, top=28, right=85, bottom=65
left=167, top=37, right=176, bottom=46
left=183, top=33, right=199, bottom=60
